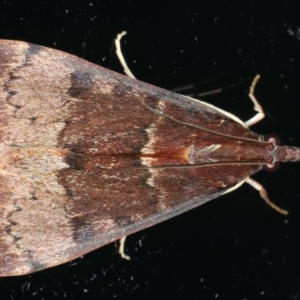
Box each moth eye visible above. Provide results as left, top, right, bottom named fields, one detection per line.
left=263, top=161, right=281, bottom=172
left=265, top=133, right=282, bottom=146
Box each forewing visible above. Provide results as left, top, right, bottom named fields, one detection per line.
left=0, top=40, right=261, bottom=275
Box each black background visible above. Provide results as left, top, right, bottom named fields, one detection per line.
left=1, top=1, right=300, bottom=299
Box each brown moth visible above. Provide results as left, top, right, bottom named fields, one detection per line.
left=0, top=35, right=299, bottom=276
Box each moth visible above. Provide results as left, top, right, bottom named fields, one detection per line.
left=0, top=33, right=299, bottom=276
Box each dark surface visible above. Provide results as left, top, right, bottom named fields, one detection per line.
left=1, top=1, right=300, bottom=299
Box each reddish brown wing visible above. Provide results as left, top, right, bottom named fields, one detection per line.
left=0, top=40, right=262, bottom=276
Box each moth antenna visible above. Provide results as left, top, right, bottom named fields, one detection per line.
left=244, top=75, right=266, bottom=127
left=245, top=177, right=288, bottom=215
left=115, top=31, right=136, bottom=79
left=172, top=73, right=225, bottom=93
left=173, top=76, right=250, bottom=98
left=82, top=29, right=92, bottom=58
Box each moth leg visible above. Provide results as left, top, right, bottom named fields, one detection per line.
left=245, top=177, right=288, bottom=215
left=118, top=236, right=131, bottom=260
left=244, top=75, right=265, bottom=127
left=115, top=31, right=136, bottom=79
left=114, top=32, right=135, bottom=260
